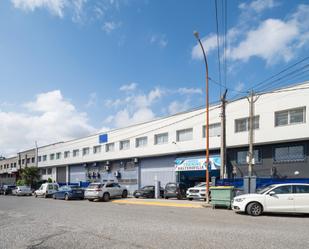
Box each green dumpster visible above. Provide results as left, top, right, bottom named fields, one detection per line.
left=210, top=186, right=234, bottom=209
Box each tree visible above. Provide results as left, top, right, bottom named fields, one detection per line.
left=20, top=167, right=40, bottom=188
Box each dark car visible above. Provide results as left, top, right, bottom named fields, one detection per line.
left=53, top=185, right=84, bottom=200
left=2, top=185, right=16, bottom=195
left=0, top=186, right=4, bottom=195
left=164, top=182, right=187, bottom=200
left=133, top=185, right=164, bottom=198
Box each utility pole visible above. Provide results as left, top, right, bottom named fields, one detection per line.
left=247, top=90, right=259, bottom=177
left=35, top=141, right=38, bottom=168
left=220, top=89, right=228, bottom=179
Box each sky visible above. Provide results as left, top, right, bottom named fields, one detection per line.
left=0, top=0, right=308, bottom=156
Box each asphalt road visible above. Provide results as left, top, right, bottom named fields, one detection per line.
left=0, top=195, right=309, bottom=249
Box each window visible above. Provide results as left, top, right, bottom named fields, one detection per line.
left=82, top=147, right=90, bottom=156
left=105, top=143, right=115, bottom=152
left=272, top=185, right=292, bottom=194
left=235, top=116, right=259, bottom=133
left=237, top=150, right=261, bottom=165
left=275, top=107, right=306, bottom=126
left=41, top=169, right=46, bottom=175
left=47, top=168, right=52, bottom=175
left=203, top=123, right=221, bottom=137
left=31, top=157, right=35, bottom=163
left=294, top=185, right=309, bottom=194
left=64, top=151, right=70, bottom=158
left=274, top=145, right=305, bottom=163
left=26, top=158, right=30, bottom=164
left=43, top=155, right=47, bottom=161
left=73, top=149, right=79, bottom=157
left=22, top=159, right=25, bottom=164
left=136, top=137, right=148, bottom=148
left=50, top=154, right=55, bottom=160
left=120, top=140, right=130, bottom=150
left=56, top=152, right=61, bottom=159
left=176, top=128, right=193, bottom=142
left=38, top=156, right=42, bottom=162
left=154, top=133, right=168, bottom=145
left=93, top=145, right=101, bottom=154
left=13, top=163, right=16, bottom=168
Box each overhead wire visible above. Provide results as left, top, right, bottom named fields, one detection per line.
left=214, top=0, right=222, bottom=96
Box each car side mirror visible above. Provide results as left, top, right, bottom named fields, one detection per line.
left=269, top=191, right=276, bottom=196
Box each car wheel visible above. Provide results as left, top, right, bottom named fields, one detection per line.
left=247, top=202, right=263, bottom=216
left=34, top=193, right=37, bottom=198
left=102, top=192, right=110, bottom=202
left=164, top=196, right=168, bottom=199
left=188, top=198, right=193, bottom=201
left=88, top=199, right=94, bottom=202
left=64, top=194, right=69, bottom=201
left=122, top=190, right=128, bottom=198
left=44, top=193, right=47, bottom=198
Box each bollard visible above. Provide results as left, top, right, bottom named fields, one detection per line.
left=250, top=176, right=256, bottom=193
left=243, top=176, right=250, bottom=194
left=154, top=178, right=161, bottom=199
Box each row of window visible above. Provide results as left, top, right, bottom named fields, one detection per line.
left=235, top=106, right=306, bottom=133
left=236, top=145, right=306, bottom=165
left=37, top=106, right=306, bottom=162
left=0, top=157, right=35, bottom=170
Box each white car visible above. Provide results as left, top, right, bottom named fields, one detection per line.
left=84, top=182, right=128, bottom=202
left=34, top=183, right=59, bottom=198
left=12, top=186, right=32, bottom=196
left=186, top=183, right=206, bottom=201
left=232, top=183, right=309, bottom=216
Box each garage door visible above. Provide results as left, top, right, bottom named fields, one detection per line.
left=56, top=166, right=66, bottom=184
left=69, top=165, right=86, bottom=183
left=140, top=156, right=175, bottom=187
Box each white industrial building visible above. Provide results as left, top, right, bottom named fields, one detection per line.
left=35, top=82, right=309, bottom=193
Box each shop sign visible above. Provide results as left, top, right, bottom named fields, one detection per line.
left=174, top=156, right=221, bottom=171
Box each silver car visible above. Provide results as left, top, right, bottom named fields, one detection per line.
left=84, top=182, right=128, bottom=202
left=12, top=186, right=33, bottom=196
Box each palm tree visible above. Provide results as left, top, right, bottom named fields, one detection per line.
left=20, top=167, right=40, bottom=188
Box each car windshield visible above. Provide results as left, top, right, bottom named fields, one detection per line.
left=195, top=183, right=206, bottom=187
left=166, top=184, right=176, bottom=190
left=88, top=183, right=101, bottom=189
left=257, top=185, right=275, bottom=194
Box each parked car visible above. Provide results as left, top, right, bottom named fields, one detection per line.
left=232, top=183, right=309, bottom=216
left=12, top=186, right=32, bottom=196
left=84, top=182, right=128, bottom=202
left=53, top=185, right=84, bottom=200
left=133, top=185, right=164, bottom=198
left=2, top=185, right=16, bottom=195
left=164, top=182, right=187, bottom=199
left=0, top=186, right=4, bottom=195
left=34, top=183, right=59, bottom=198
left=186, top=182, right=206, bottom=201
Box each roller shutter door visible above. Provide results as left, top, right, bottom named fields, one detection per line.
left=56, top=167, right=66, bottom=184
left=140, top=156, right=175, bottom=187
left=69, top=165, right=86, bottom=183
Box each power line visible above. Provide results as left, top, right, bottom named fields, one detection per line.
left=248, top=57, right=309, bottom=91
left=208, top=76, right=246, bottom=94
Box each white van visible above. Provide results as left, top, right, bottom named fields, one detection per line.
left=34, top=183, right=59, bottom=198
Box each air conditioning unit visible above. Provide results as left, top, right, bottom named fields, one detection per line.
left=104, top=165, right=110, bottom=171
left=114, top=171, right=121, bottom=178
left=106, top=161, right=110, bottom=165
left=133, top=158, right=139, bottom=163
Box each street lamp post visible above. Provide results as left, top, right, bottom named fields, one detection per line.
left=194, top=31, right=210, bottom=203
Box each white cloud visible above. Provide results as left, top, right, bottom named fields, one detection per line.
left=150, top=34, right=168, bottom=48
left=85, top=92, right=97, bottom=108
left=0, top=90, right=95, bottom=156
left=11, top=0, right=67, bottom=17
left=102, top=21, right=122, bottom=34
left=168, top=100, right=190, bottom=115
left=235, top=82, right=245, bottom=92
left=191, top=34, right=218, bottom=60
left=239, top=0, right=279, bottom=13
left=177, top=87, right=202, bottom=95
left=192, top=3, right=309, bottom=65
left=119, top=82, right=138, bottom=91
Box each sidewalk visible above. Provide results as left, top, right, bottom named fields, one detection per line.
left=111, top=198, right=211, bottom=208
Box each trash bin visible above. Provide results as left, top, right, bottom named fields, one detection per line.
left=210, top=186, right=234, bottom=209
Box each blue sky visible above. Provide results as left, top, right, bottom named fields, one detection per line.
left=0, top=0, right=308, bottom=156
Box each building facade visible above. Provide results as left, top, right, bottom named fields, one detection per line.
left=35, top=82, right=309, bottom=192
